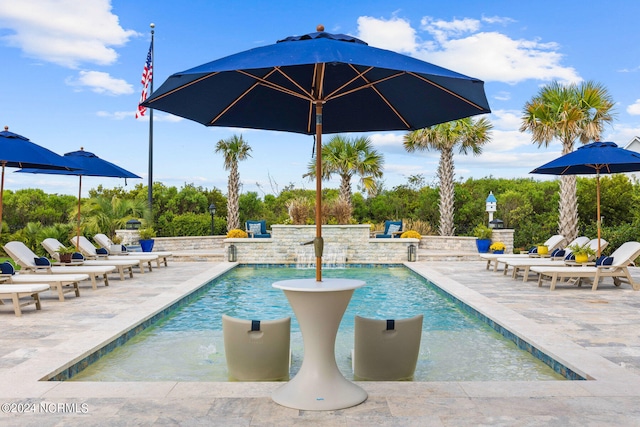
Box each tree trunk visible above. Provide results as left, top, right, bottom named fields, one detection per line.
left=558, top=175, right=578, bottom=242
left=227, top=162, right=239, bottom=231
left=438, top=147, right=455, bottom=236
left=339, top=175, right=352, bottom=206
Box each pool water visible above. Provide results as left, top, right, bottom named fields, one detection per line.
left=71, top=266, right=565, bottom=381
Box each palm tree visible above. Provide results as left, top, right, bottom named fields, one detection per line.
left=304, top=135, right=384, bottom=205
left=520, top=81, right=615, bottom=242
left=81, top=195, right=148, bottom=237
left=404, top=117, right=493, bottom=236
left=215, top=135, right=252, bottom=230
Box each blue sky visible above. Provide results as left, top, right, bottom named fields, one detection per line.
left=1, top=0, right=639, bottom=197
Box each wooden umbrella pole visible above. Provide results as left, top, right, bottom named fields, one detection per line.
left=0, top=163, right=5, bottom=236
left=315, top=101, right=323, bottom=282
left=75, top=176, right=82, bottom=250
left=596, top=173, right=601, bottom=258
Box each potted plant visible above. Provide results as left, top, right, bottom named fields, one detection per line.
left=472, top=224, right=493, bottom=253
left=536, top=243, right=549, bottom=255
left=110, top=234, right=123, bottom=253
left=138, top=227, right=156, bottom=252
left=567, top=243, right=596, bottom=263
left=490, top=241, right=505, bottom=254
left=57, top=245, right=76, bottom=263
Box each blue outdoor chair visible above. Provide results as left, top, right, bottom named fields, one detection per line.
left=245, top=220, right=271, bottom=238
left=375, top=220, right=403, bottom=238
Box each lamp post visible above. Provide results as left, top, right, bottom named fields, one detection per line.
left=209, top=203, right=216, bottom=235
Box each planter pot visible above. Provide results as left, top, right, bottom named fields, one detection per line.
left=139, top=239, right=155, bottom=252
left=574, top=254, right=589, bottom=263
left=492, top=250, right=504, bottom=254
left=59, top=253, right=72, bottom=263
left=537, top=245, right=549, bottom=255
left=476, top=239, right=491, bottom=253
left=110, top=244, right=123, bottom=253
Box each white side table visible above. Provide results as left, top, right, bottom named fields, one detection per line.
left=271, top=278, right=367, bottom=410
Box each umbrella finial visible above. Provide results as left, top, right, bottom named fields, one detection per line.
left=3, top=126, right=7, bottom=131
left=316, top=24, right=324, bottom=32
left=80, top=147, right=84, bottom=151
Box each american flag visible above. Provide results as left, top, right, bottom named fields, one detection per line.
left=135, top=42, right=153, bottom=119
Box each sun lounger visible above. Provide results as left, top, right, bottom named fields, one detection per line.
left=501, top=238, right=607, bottom=282
left=93, top=233, right=171, bottom=267
left=4, top=241, right=116, bottom=289
left=480, top=234, right=571, bottom=272
left=71, top=236, right=157, bottom=273
left=42, top=238, right=136, bottom=281
left=530, top=241, right=640, bottom=291
left=0, top=284, right=50, bottom=316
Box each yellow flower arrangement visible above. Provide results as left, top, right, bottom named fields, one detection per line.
left=400, top=230, right=421, bottom=239
left=226, top=229, right=248, bottom=238
left=490, top=241, right=506, bottom=251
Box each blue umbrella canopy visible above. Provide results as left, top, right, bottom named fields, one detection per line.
left=18, top=148, right=141, bottom=248
left=0, top=127, right=78, bottom=233
left=142, top=26, right=491, bottom=280
left=531, top=141, right=640, bottom=255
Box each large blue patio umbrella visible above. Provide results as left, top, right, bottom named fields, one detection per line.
left=531, top=141, right=640, bottom=256
left=142, top=26, right=491, bottom=281
left=0, top=126, right=78, bottom=234
left=18, top=148, right=141, bottom=248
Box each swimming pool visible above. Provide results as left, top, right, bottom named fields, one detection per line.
left=70, top=265, right=565, bottom=382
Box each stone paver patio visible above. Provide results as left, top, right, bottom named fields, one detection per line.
left=1, top=259, right=640, bottom=426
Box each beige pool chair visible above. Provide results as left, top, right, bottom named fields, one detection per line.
left=0, top=284, right=50, bottom=316
left=531, top=241, right=640, bottom=291
left=93, top=233, right=171, bottom=267
left=42, top=238, right=136, bottom=281
left=353, top=314, right=423, bottom=381
left=71, top=236, right=157, bottom=273
left=501, top=238, right=607, bottom=282
left=4, top=241, right=116, bottom=289
left=222, top=314, right=291, bottom=381
left=480, top=234, right=569, bottom=272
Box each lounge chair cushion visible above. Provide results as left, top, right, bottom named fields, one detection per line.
left=387, top=224, right=400, bottom=234
left=0, top=262, right=15, bottom=275
left=72, top=252, right=85, bottom=260
left=34, top=257, right=51, bottom=266
left=96, top=248, right=108, bottom=255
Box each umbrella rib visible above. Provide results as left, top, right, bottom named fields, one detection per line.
left=325, top=66, right=410, bottom=128
left=210, top=69, right=312, bottom=125
left=409, top=72, right=488, bottom=111
left=146, top=72, right=220, bottom=103
left=238, top=69, right=313, bottom=101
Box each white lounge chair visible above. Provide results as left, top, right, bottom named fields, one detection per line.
left=0, top=284, right=50, bottom=316
left=222, top=314, right=291, bottom=381
left=71, top=236, right=157, bottom=273
left=42, top=238, right=136, bottom=281
left=4, top=241, right=116, bottom=289
left=93, top=233, right=171, bottom=267
left=531, top=241, right=640, bottom=291
left=480, top=234, right=570, bottom=272
left=501, top=238, right=607, bottom=282
left=353, top=314, right=423, bottom=381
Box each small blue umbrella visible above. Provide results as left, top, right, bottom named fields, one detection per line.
left=19, top=148, right=141, bottom=247
left=143, top=26, right=491, bottom=281
left=531, top=141, right=640, bottom=255
left=0, top=126, right=78, bottom=233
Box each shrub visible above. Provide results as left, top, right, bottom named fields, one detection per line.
left=400, top=230, right=421, bottom=239
left=226, top=229, right=248, bottom=238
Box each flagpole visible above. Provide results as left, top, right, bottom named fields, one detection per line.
left=147, top=23, right=155, bottom=218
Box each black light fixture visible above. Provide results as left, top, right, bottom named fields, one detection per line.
left=208, top=203, right=216, bottom=235
left=228, top=244, right=237, bottom=262
left=408, top=244, right=417, bottom=262
left=126, top=219, right=141, bottom=230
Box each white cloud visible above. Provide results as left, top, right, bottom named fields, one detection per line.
left=356, top=16, right=417, bottom=54
left=627, top=99, right=640, bottom=115
left=356, top=15, right=581, bottom=85
left=66, top=71, right=133, bottom=95
left=0, top=0, right=138, bottom=68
